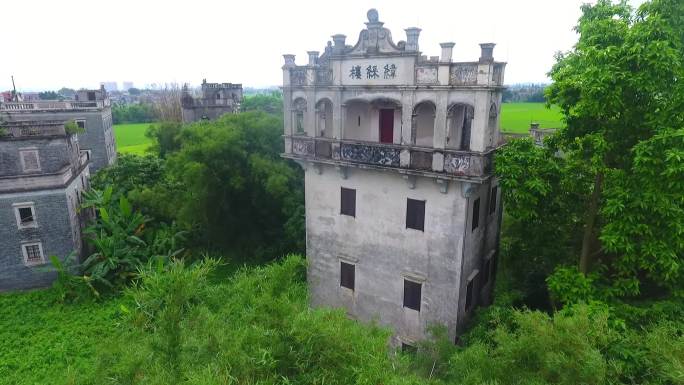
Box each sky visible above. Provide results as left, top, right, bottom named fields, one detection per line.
left=2, top=0, right=646, bottom=91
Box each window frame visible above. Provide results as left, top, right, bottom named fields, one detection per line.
left=403, top=278, right=422, bottom=312
left=471, top=197, right=480, bottom=231
left=489, top=185, right=498, bottom=215
left=465, top=270, right=479, bottom=312
left=406, top=198, right=426, bottom=231
left=21, top=241, right=45, bottom=266
left=19, top=148, right=41, bottom=172
left=340, top=261, right=355, bottom=290
left=13, top=202, right=37, bottom=229
left=75, top=119, right=86, bottom=131
left=340, top=187, right=356, bottom=217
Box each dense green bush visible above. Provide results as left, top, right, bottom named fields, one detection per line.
left=81, top=255, right=420, bottom=385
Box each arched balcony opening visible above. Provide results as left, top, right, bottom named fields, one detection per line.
left=343, top=98, right=401, bottom=143
left=447, top=103, right=475, bottom=150
left=412, top=101, right=436, bottom=147
left=315, top=99, right=333, bottom=138
left=292, top=98, right=307, bottom=135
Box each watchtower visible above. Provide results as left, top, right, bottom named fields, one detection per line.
left=282, top=9, right=505, bottom=346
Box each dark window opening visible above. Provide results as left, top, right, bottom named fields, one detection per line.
left=87, top=91, right=96, bottom=101
left=482, top=259, right=491, bottom=286
left=472, top=198, right=480, bottom=231
left=24, top=244, right=41, bottom=261
left=406, top=199, right=425, bottom=231
left=465, top=278, right=475, bottom=311
left=340, top=261, right=355, bottom=290
left=340, top=187, right=356, bottom=217
left=403, top=279, right=422, bottom=311
left=18, top=207, right=34, bottom=224
left=358, top=116, right=361, bottom=126
left=76, top=120, right=85, bottom=129
left=402, top=343, right=417, bottom=354
left=489, top=186, right=498, bottom=215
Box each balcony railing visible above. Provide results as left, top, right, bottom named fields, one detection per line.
left=0, top=99, right=110, bottom=111
left=286, top=136, right=493, bottom=178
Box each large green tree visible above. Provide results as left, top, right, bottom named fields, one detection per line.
left=497, top=0, right=684, bottom=300
left=155, top=111, right=304, bottom=258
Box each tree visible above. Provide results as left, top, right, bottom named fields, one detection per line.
left=152, top=84, right=183, bottom=123
left=127, top=87, right=141, bottom=95
left=145, top=122, right=183, bottom=158
left=497, top=0, right=684, bottom=300
left=241, top=91, right=283, bottom=116
left=142, top=111, right=304, bottom=259
left=38, top=90, right=60, bottom=100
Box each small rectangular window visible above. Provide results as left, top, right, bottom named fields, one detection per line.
left=76, top=120, right=86, bottom=130
left=14, top=203, right=37, bottom=228
left=465, top=277, right=475, bottom=311
left=18, top=207, right=34, bottom=224
left=340, top=261, right=355, bottom=290
left=22, top=242, right=44, bottom=265
left=489, top=186, right=498, bottom=215
left=406, top=198, right=425, bottom=231
left=340, top=187, right=356, bottom=217
left=20, top=149, right=41, bottom=172
left=403, top=279, right=422, bottom=311
left=472, top=198, right=480, bottom=231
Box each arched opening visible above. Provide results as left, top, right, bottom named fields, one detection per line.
left=344, top=98, right=401, bottom=143
left=488, top=102, right=498, bottom=148
left=447, top=103, right=475, bottom=150
left=316, top=99, right=333, bottom=138
left=412, top=101, right=436, bottom=147
left=292, top=98, right=307, bottom=135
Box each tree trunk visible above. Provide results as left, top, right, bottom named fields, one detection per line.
left=579, top=171, right=604, bottom=274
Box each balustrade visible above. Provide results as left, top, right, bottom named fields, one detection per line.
left=286, top=135, right=493, bottom=178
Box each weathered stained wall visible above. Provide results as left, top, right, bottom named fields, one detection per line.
left=305, top=163, right=476, bottom=343
left=0, top=173, right=87, bottom=291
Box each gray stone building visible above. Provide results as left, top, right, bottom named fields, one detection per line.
left=282, top=9, right=505, bottom=347
left=181, top=80, right=243, bottom=123
left=0, top=120, right=90, bottom=290
left=0, top=86, right=116, bottom=172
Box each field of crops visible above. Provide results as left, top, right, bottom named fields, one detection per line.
left=113, top=123, right=154, bottom=155
left=500, top=102, right=564, bottom=133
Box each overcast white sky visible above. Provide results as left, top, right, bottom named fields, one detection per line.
left=2, top=0, right=646, bottom=91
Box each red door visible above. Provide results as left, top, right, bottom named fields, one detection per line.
left=379, top=109, right=394, bottom=143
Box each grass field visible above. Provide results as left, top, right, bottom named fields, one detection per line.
left=500, top=103, right=564, bottom=133
left=113, top=123, right=154, bottom=155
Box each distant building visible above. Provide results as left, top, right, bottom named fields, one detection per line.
left=0, top=120, right=91, bottom=290
left=0, top=86, right=116, bottom=171
left=122, top=82, right=134, bottom=91
left=100, top=81, right=118, bottom=92
left=181, top=79, right=243, bottom=123
left=282, top=9, right=505, bottom=347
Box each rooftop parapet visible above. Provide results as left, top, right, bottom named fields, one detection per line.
left=0, top=120, right=68, bottom=139
left=0, top=99, right=111, bottom=112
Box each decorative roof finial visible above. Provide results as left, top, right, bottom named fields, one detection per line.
left=367, top=9, right=379, bottom=23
